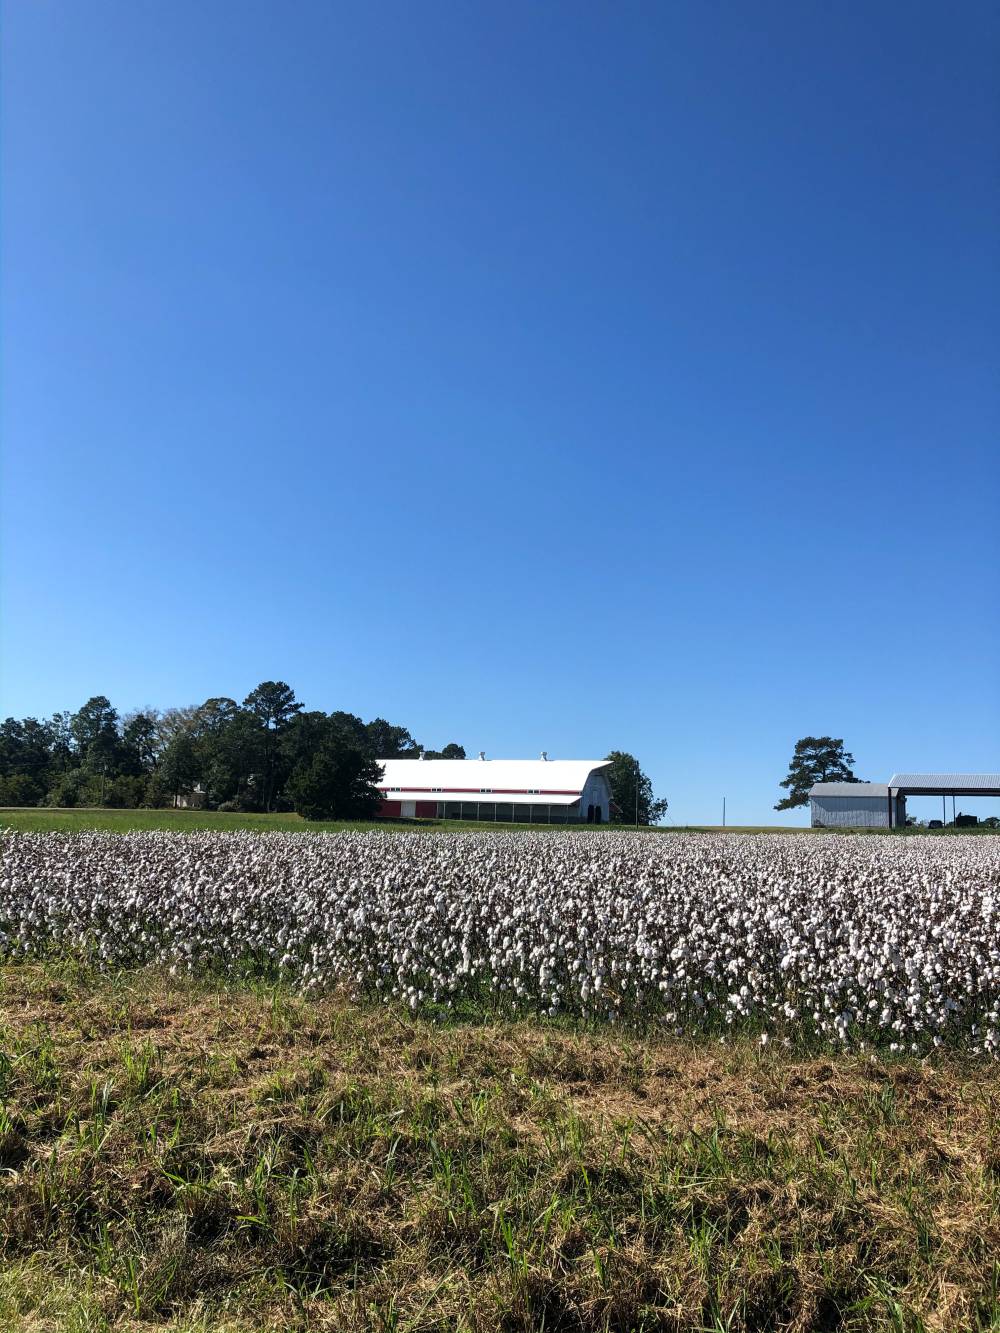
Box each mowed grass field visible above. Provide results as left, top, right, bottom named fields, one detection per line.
left=0, top=807, right=804, bottom=836
left=2, top=963, right=999, bottom=1333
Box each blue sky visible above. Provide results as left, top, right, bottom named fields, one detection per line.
left=2, top=1, right=998, bottom=824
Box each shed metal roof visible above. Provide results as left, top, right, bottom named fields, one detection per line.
left=377, top=757, right=612, bottom=807
left=888, top=773, right=1000, bottom=796
left=810, top=783, right=890, bottom=798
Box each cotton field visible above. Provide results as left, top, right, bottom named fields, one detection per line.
left=2, top=829, right=1000, bottom=1052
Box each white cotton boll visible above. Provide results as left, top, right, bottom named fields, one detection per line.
left=4, top=827, right=998, bottom=1053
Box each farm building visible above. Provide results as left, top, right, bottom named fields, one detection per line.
left=377, top=754, right=614, bottom=823
left=809, top=783, right=905, bottom=829
left=810, top=774, right=1000, bottom=827
left=888, top=773, right=1000, bottom=825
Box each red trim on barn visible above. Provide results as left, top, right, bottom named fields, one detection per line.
left=377, top=798, right=444, bottom=819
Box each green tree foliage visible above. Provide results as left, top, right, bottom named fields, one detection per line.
left=242, top=682, right=303, bottom=812
left=604, top=752, right=668, bottom=826
left=0, top=773, right=46, bottom=806
left=70, top=696, right=122, bottom=777
left=46, top=712, right=75, bottom=772
left=1, top=683, right=465, bottom=813
left=365, top=718, right=420, bottom=758
left=194, top=697, right=240, bottom=735
left=775, top=736, right=857, bottom=810
left=44, top=768, right=102, bottom=808
left=242, top=681, right=302, bottom=732
left=0, top=718, right=55, bottom=785
left=198, top=709, right=264, bottom=810
left=121, top=713, right=160, bottom=775
left=288, top=740, right=382, bottom=821
left=327, top=711, right=370, bottom=750
left=155, top=706, right=200, bottom=751
left=281, top=711, right=335, bottom=769
left=152, top=732, right=201, bottom=805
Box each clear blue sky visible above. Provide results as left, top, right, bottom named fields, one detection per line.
left=2, top=1, right=998, bottom=825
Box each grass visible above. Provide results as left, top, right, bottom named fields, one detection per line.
left=0, top=808, right=822, bottom=836
left=1, top=963, right=999, bottom=1332
left=4, top=809, right=990, bottom=837
left=0, top=808, right=680, bottom=836
left=0, top=807, right=399, bottom=835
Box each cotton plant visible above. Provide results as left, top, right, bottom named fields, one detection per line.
left=1, top=829, right=999, bottom=1053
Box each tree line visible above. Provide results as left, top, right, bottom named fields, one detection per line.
left=0, top=682, right=464, bottom=819
left=0, top=682, right=668, bottom=824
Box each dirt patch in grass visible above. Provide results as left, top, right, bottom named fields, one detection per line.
left=1, top=963, right=999, bottom=1332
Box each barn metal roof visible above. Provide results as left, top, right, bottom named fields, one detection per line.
left=810, top=783, right=890, bottom=797
left=377, top=757, right=612, bottom=807
left=888, top=773, right=1000, bottom=796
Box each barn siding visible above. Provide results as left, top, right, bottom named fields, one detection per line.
left=578, top=771, right=612, bottom=822
left=810, top=796, right=891, bottom=828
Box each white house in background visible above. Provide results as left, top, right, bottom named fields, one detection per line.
left=173, top=783, right=207, bottom=810
left=377, top=754, right=614, bottom=823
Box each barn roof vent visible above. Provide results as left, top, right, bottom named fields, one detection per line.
left=478, top=750, right=487, bottom=761
left=418, top=750, right=425, bottom=760
left=540, top=751, right=549, bottom=761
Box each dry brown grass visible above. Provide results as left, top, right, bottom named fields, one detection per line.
left=2, top=963, right=999, bottom=1332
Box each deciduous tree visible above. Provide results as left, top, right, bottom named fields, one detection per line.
left=605, top=752, right=668, bottom=826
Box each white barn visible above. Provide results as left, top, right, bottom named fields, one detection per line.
left=377, top=755, right=614, bottom=824
left=809, top=782, right=905, bottom=829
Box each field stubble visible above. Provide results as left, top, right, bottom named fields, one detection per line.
left=1, top=965, right=1000, bottom=1332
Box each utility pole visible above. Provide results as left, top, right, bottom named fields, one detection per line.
left=635, top=758, right=640, bottom=828
left=722, top=796, right=726, bottom=828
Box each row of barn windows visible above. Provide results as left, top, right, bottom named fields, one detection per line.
left=430, top=801, right=603, bottom=824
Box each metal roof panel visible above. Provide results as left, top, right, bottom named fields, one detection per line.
left=888, top=773, right=1000, bottom=795
left=810, top=783, right=890, bottom=797
left=377, top=757, right=611, bottom=806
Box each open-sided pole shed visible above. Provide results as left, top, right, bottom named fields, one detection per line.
left=887, top=774, right=1000, bottom=827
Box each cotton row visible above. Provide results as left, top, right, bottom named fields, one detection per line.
left=2, top=830, right=998, bottom=1052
